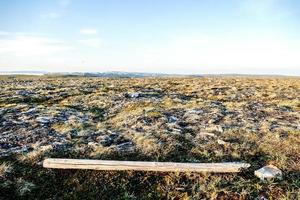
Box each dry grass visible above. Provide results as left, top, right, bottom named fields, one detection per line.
left=0, top=162, right=12, bottom=178
left=0, top=75, right=299, bottom=199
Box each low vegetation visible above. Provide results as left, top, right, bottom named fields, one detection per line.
left=0, top=75, right=299, bottom=199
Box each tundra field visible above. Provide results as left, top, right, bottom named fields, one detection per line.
left=0, top=75, right=299, bottom=199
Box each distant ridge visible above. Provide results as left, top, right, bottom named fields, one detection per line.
left=0, top=70, right=298, bottom=77
left=45, top=71, right=195, bottom=78
left=1, top=70, right=198, bottom=77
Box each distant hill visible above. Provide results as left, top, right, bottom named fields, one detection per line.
left=45, top=71, right=195, bottom=78
left=1, top=70, right=200, bottom=78
left=1, top=70, right=297, bottom=78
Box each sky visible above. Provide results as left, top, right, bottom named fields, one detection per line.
left=0, top=0, right=300, bottom=75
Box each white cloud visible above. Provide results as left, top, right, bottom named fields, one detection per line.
left=42, top=12, right=61, bottom=19
left=0, top=31, right=10, bottom=36
left=78, top=38, right=102, bottom=47
left=135, top=33, right=300, bottom=74
left=58, top=0, right=71, bottom=7
left=1, top=30, right=299, bottom=75
left=0, top=33, right=73, bottom=57
left=43, top=0, right=72, bottom=20
left=79, top=28, right=98, bottom=35
left=240, top=0, right=294, bottom=22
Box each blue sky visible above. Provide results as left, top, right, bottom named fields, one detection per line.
left=0, top=0, right=300, bottom=75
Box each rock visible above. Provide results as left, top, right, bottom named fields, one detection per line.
left=217, top=125, right=224, bottom=133
left=269, top=122, right=279, bottom=131
left=116, top=142, right=134, bottom=152
left=168, top=116, right=178, bottom=123
left=217, top=139, right=228, bottom=145
left=210, top=101, right=224, bottom=108
left=186, top=109, right=203, bottom=115
left=69, top=129, right=78, bottom=138
left=0, top=145, right=29, bottom=157
left=183, top=113, right=200, bottom=123
left=88, top=142, right=98, bottom=148
left=205, top=125, right=223, bottom=133
left=178, top=121, right=189, bottom=127
left=11, top=120, right=25, bottom=125
left=279, top=105, right=292, bottom=112
left=98, top=135, right=114, bottom=146
left=77, top=130, right=93, bottom=137
left=36, top=117, right=52, bottom=124
left=198, top=132, right=216, bottom=138
left=51, top=142, right=68, bottom=150
left=22, top=108, right=37, bottom=115
left=0, top=108, right=7, bottom=116
left=170, top=128, right=182, bottom=135
left=255, top=165, right=283, bottom=181
left=125, top=93, right=140, bottom=98
left=255, top=195, right=268, bottom=200
left=17, top=90, right=32, bottom=96
left=208, top=114, right=224, bottom=124
left=109, top=133, right=119, bottom=139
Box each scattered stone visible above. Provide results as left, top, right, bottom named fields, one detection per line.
left=279, top=105, right=292, bottom=112
left=88, top=142, right=98, bottom=148
left=255, top=195, right=268, bottom=200
left=17, top=90, right=32, bottom=96
left=109, top=132, right=119, bottom=139
left=170, top=128, right=182, bottom=135
left=210, top=100, right=224, bottom=108
left=178, top=121, right=189, bottom=127
left=205, top=125, right=224, bottom=133
left=77, top=130, right=94, bottom=137
left=168, top=116, right=178, bottom=123
left=0, top=108, right=7, bottom=116
left=217, top=139, right=228, bottom=145
left=69, top=129, right=78, bottom=138
left=198, top=132, right=216, bottom=138
left=209, top=114, right=224, bottom=124
left=125, top=92, right=140, bottom=98
left=11, top=120, right=25, bottom=125
left=116, top=142, right=134, bottom=152
left=186, top=109, right=203, bottom=115
left=183, top=111, right=201, bottom=123
left=36, top=117, right=52, bottom=124
left=0, top=145, right=29, bottom=157
left=98, top=135, right=114, bottom=146
left=255, top=165, right=283, bottom=181
left=51, top=142, right=69, bottom=150
left=22, top=108, right=37, bottom=115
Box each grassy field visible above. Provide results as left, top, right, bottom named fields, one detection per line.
left=0, top=76, right=299, bottom=199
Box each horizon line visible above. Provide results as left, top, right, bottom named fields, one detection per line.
left=0, top=70, right=299, bottom=77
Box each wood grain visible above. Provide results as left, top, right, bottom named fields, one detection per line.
left=43, top=158, right=250, bottom=173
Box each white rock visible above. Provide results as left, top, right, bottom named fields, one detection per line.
left=186, top=109, right=203, bottom=115
left=128, top=93, right=139, bottom=98
left=36, top=116, right=52, bottom=124
left=168, top=116, right=178, bottom=123
left=205, top=125, right=223, bottom=133
left=255, top=165, right=282, bottom=181
left=217, top=139, right=228, bottom=145
left=88, top=142, right=97, bottom=146
left=198, top=132, right=216, bottom=138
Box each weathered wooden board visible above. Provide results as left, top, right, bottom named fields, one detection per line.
left=43, top=158, right=250, bottom=173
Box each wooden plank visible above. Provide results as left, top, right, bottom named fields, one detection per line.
left=43, top=158, right=250, bottom=173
